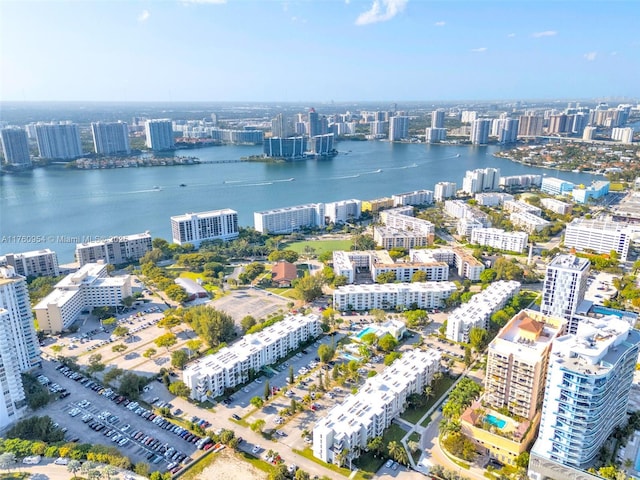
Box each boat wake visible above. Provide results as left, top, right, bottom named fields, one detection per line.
left=237, top=182, right=273, bottom=187
left=331, top=174, right=361, bottom=180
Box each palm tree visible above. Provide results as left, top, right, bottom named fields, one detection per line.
left=439, top=418, right=461, bottom=436
left=0, top=452, right=16, bottom=474
left=335, top=448, right=349, bottom=468
left=424, top=385, right=434, bottom=403
left=388, top=441, right=405, bottom=464
left=67, top=460, right=82, bottom=479
left=103, top=465, right=118, bottom=480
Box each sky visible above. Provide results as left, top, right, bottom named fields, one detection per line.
left=1, top=0, right=639, bottom=102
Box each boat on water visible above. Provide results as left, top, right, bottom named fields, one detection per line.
left=179, top=183, right=187, bottom=187
left=152, top=186, right=161, bottom=190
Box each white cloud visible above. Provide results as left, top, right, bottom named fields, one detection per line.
left=355, top=0, right=408, bottom=26
left=434, top=21, right=445, bottom=27
left=532, top=30, right=557, bottom=38
left=470, top=47, right=487, bottom=53
left=584, top=51, right=597, bottom=61
left=138, top=10, right=150, bottom=22
left=507, top=33, right=516, bottom=38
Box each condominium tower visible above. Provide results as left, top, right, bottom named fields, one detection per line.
left=91, top=121, right=131, bottom=155
left=389, top=116, right=409, bottom=141
left=0, top=249, right=60, bottom=278
left=145, top=119, right=174, bottom=150
left=75, top=232, right=152, bottom=266
left=170, top=209, right=239, bottom=247
left=470, top=118, right=491, bottom=145
left=34, top=122, right=83, bottom=159
left=1, top=127, right=31, bottom=165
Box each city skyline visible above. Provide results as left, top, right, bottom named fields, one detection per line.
left=1, top=1, right=639, bottom=102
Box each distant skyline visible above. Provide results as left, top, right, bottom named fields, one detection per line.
left=1, top=0, right=639, bottom=103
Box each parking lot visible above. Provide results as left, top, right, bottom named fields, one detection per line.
left=37, top=359, right=201, bottom=473
left=208, top=288, right=289, bottom=325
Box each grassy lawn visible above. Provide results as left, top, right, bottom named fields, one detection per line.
left=293, top=447, right=351, bottom=477
left=382, top=423, right=408, bottom=445
left=264, top=287, right=298, bottom=299
left=284, top=239, right=353, bottom=255
left=353, top=451, right=385, bottom=479
left=179, top=271, right=205, bottom=281
left=400, top=375, right=457, bottom=424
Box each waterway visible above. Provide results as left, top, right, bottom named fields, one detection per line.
left=0, top=141, right=596, bottom=262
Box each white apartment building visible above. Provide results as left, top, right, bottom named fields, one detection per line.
left=434, top=182, right=457, bottom=202
left=75, top=232, right=152, bottom=266
left=564, top=218, right=637, bottom=261
left=183, top=314, right=321, bottom=401
left=0, top=267, right=41, bottom=371
left=373, top=227, right=430, bottom=250
left=171, top=209, right=239, bottom=247
left=425, top=127, right=447, bottom=143
left=540, top=255, right=590, bottom=333
left=0, top=127, right=31, bottom=166
left=392, top=190, right=434, bottom=206
left=471, top=228, right=528, bottom=253
left=444, top=200, right=473, bottom=219
left=332, top=282, right=456, bottom=311
left=378, top=208, right=435, bottom=245
left=0, top=249, right=59, bottom=277
left=324, top=199, right=362, bottom=224
left=484, top=310, right=565, bottom=420
left=332, top=251, right=371, bottom=284
left=503, top=200, right=542, bottom=216
left=254, top=204, right=325, bottom=234
left=611, top=127, right=634, bottom=144
left=540, top=177, right=575, bottom=196
left=462, top=168, right=501, bottom=194
left=530, top=317, right=640, bottom=470
left=389, top=116, right=409, bottom=141
left=499, top=175, right=542, bottom=189
left=540, top=198, right=573, bottom=215
left=458, top=217, right=485, bottom=238
left=474, top=192, right=514, bottom=207
left=34, top=263, right=132, bottom=333
left=510, top=211, right=551, bottom=233
left=582, top=126, right=597, bottom=141
left=313, top=349, right=441, bottom=465
left=470, top=119, right=491, bottom=145
left=34, top=121, right=83, bottom=160
left=411, top=248, right=485, bottom=281
left=446, top=280, right=521, bottom=342
left=145, top=119, right=174, bottom=150
left=91, top=121, right=130, bottom=155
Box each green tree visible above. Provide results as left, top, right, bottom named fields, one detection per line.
left=370, top=308, right=387, bottom=323
left=376, top=271, right=397, bottom=284
left=479, top=269, right=497, bottom=284
left=292, top=272, right=325, bottom=302
left=289, top=365, right=295, bottom=384
left=360, top=332, right=378, bottom=346
left=367, top=436, right=385, bottom=458
left=67, top=459, right=82, bottom=479
left=143, top=348, right=157, bottom=358
left=112, top=325, right=129, bottom=338
left=388, top=441, right=408, bottom=465
left=111, top=343, right=128, bottom=353
left=317, top=344, right=335, bottom=363
left=171, top=349, right=189, bottom=369
left=183, top=305, right=236, bottom=348
left=250, top=396, right=264, bottom=408
left=0, top=452, right=16, bottom=473
left=117, top=373, right=145, bottom=399
left=295, top=470, right=310, bottom=480
left=241, top=315, right=257, bottom=332
left=464, top=345, right=472, bottom=367
left=165, top=284, right=189, bottom=303
left=264, top=380, right=271, bottom=400
left=384, top=352, right=402, bottom=365
left=515, top=452, right=530, bottom=469
left=377, top=334, right=398, bottom=353
left=101, top=317, right=117, bottom=327
left=154, top=332, right=177, bottom=351
left=168, top=380, right=191, bottom=398
left=250, top=419, right=266, bottom=433
left=404, top=309, right=429, bottom=328
left=469, top=327, right=489, bottom=352
left=186, top=339, right=202, bottom=358
left=268, top=249, right=299, bottom=263
left=411, top=270, right=428, bottom=282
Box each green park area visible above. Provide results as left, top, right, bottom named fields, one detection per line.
left=283, top=239, right=353, bottom=256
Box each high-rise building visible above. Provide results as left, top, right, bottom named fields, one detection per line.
left=611, top=127, right=634, bottom=144
left=307, top=108, right=327, bottom=137
left=0, top=249, right=59, bottom=277
left=1, top=127, right=31, bottom=166
left=389, top=116, right=409, bottom=141
left=540, top=255, right=590, bottom=333
left=571, top=112, right=589, bottom=135
left=548, top=114, right=570, bottom=134
left=91, top=121, right=130, bottom=155
left=254, top=204, right=325, bottom=234
left=75, top=232, right=152, bottom=266
left=309, top=133, right=334, bottom=155
left=271, top=113, right=291, bottom=138
left=470, top=118, right=491, bottom=145
left=425, top=127, right=447, bottom=143
left=434, top=182, right=457, bottom=202
left=498, top=118, right=519, bottom=143
left=145, top=119, right=174, bottom=150
left=461, top=110, right=477, bottom=123
left=170, top=209, right=239, bottom=247
left=263, top=137, right=307, bottom=158
left=582, top=126, right=597, bottom=140
left=34, top=122, right=82, bottom=159
left=518, top=115, right=544, bottom=138
left=431, top=109, right=445, bottom=128
left=530, top=317, right=640, bottom=473
left=462, top=168, right=500, bottom=194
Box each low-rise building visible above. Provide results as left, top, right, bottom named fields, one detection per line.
left=571, top=181, right=610, bottom=204
left=474, top=192, right=514, bottom=207
left=313, top=349, right=441, bottom=465
left=503, top=200, right=542, bottom=216
left=34, top=263, right=132, bottom=333
left=446, top=280, right=521, bottom=342
left=541, top=177, right=575, bottom=196
left=376, top=207, right=435, bottom=246
left=510, top=211, right=551, bottom=233
left=361, top=197, right=394, bottom=213
left=324, top=199, right=362, bottom=224
left=183, top=314, right=322, bottom=401
left=470, top=228, right=528, bottom=253
left=434, top=182, right=457, bottom=202
left=174, top=277, right=208, bottom=301
left=540, top=198, right=573, bottom=215
left=75, top=232, right=152, bottom=266
left=373, top=227, right=431, bottom=250
left=564, top=218, right=637, bottom=261
left=411, top=248, right=485, bottom=281
left=499, top=175, right=542, bottom=189
left=332, top=282, right=456, bottom=312
left=0, top=249, right=59, bottom=277
left=254, top=204, right=325, bottom=234
left=392, top=190, right=434, bottom=206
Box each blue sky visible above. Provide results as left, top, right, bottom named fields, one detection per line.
left=1, top=0, right=638, bottom=102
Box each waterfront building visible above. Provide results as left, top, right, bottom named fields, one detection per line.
left=1, top=127, right=31, bottom=166
left=541, top=177, right=575, bottom=196
left=503, top=200, right=542, bottom=216
left=34, top=121, right=82, bottom=159
left=431, top=109, right=445, bottom=129
left=446, top=280, right=521, bottom=342
left=462, top=168, right=500, bottom=194
left=91, top=121, right=130, bottom=155
left=564, top=219, right=636, bottom=261
left=313, top=349, right=441, bottom=465
left=373, top=227, right=431, bottom=250
left=392, top=190, right=433, bottom=206
left=369, top=121, right=388, bottom=138
left=389, top=116, right=409, bottom=141
left=0, top=249, right=59, bottom=277
left=309, top=133, right=334, bottom=155
left=171, top=209, right=239, bottom=247
left=470, top=228, right=528, bottom=253
left=510, top=211, right=551, bottom=233
left=75, top=232, right=152, bottom=266
left=540, top=255, right=590, bottom=334
left=333, top=282, right=456, bottom=312
left=308, top=108, right=326, bottom=137
left=145, top=119, right=174, bottom=150
left=425, top=127, right=447, bottom=143
left=411, top=248, right=485, bottom=281
left=474, top=192, right=514, bottom=207
left=530, top=317, right=640, bottom=473
left=34, top=263, right=132, bottom=333
left=470, top=118, right=491, bottom=145
left=611, top=127, right=634, bottom=144
left=518, top=115, right=544, bottom=138
left=499, top=174, right=542, bottom=189
left=582, top=126, right=597, bottom=141
left=540, top=198, right=573, bottom=215
left=444, top=199, right=474, bottom=219
left=571, top=181, right=610, bottom=204
left=498, top=118, right=519, bottom=144
left=571, top=113, right=589, bottom=135
left=361, top=197, right=394, bottom=213
left=211, top=128, right=264, bottom=145
left=271, top=113, right=291, bottom=138
left=461, top=310, right=565, bottom=466
left=324, top=199, right=362, bottom=224
left=0, top=267, right=41, bottom=429
left=263, top=137, right=307, bottom=158
left=434, top=182, right=457, bottom=202
left=183, top=313, right=322, bottom=401
left=254, top=204, right=325, bottom=234
left=547, top=114, right=570, bottom=135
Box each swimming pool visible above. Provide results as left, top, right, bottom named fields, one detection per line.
left=342, top=353, right=360, bottom=362
left=485, top=414, right=507, bottom=429
left=356, top=326, right=378, bottom=339
left=591, top=305, right=635, bottom=319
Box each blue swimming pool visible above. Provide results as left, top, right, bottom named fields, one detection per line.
left=591, top=305, right=636, bottom=319
left=356, top=326, right=378, bottom=339
left=635, top=446, right=640, bottom=472
left=342, top=353, right=360, bottom=362
left=485, top=414, right=507, bottom=429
